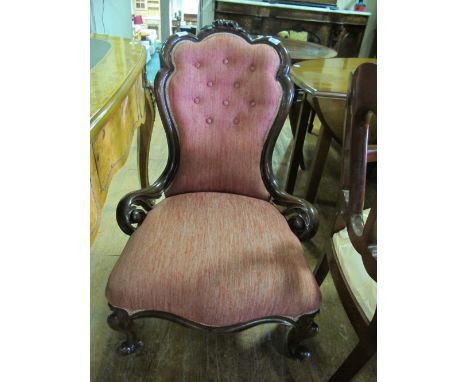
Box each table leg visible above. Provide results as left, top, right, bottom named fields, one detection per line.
left=289, top=86, right=306, bottom=170
left=285, top=96, right=312, bottom=194
left=305, top=124, right=333, bottom=203
left=137, top=86, right=155, bottom=189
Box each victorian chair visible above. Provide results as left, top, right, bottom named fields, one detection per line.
left=105, top=20, right=322, bottom=361
left=315, top=62, right=377, bottom=381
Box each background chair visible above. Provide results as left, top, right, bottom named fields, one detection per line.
left=304, top=94, right=377, bottom=202
left=315, top=62, right=377, bottom=381
left=105, top=20, right=322, bottom=361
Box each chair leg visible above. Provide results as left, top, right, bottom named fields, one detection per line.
left=314, top=253, right=329, bottom=286
left=287, top=313, right=319, bottom=361
left=328, top=340, right=376, bottom=382
left=107, top=306, right=144, bottom=355
left=305, top=124, right=333, bottom=203
left=307, top=109, right=316, bottom=134
left=289, top=87, right=307, bottom=171
left=286, top=99, right=313, bottom=194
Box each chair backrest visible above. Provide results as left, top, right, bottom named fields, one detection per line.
left=339, top=62, right=377, bottom=281
left=133, top=15, right=143, bottom=25
left=155, top=20, right=293, bottom=200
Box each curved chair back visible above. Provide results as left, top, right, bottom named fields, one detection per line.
left=339, top=62, right=377, bottom=281
left=155, top=20, right=294, bottom=200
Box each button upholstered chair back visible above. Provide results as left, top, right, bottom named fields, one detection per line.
left=155, top=21, right=293, bottom=200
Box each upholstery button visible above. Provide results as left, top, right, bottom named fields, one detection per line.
left=223, top=100, right=229, bottom=106
left=195, top=62, right=201, bottom=68
left=194, top=97, right=200, bottom=104
left=250, top=101, right=256, bottom=107
left=234, top=82, right=240, bottom=88
left=250, top=65, right=256, bottom=72
left=206, top=117, right=213, bottom=124
left=233, top=117, right=240, bottom=125
left=223, top=58, right=229, bottom=64
left=207, top=80, right=213, bottom=87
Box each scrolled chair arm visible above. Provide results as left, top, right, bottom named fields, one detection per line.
left=270, top=189, right=319, bottom=241
left=116, top=174, right=172, bottom=235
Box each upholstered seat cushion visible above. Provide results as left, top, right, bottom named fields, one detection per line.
left=106, top=192, right=320, bottom=327
left=332, top=209, right=376, bottom=321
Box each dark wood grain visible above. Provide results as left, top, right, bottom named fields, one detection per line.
left=315, top=62, right=377, bottom=381
left=215, top=0, right=369, bottom=57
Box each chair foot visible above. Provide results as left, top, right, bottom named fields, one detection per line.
left=107, top=305, right=144, bottom=355
left=117, top=339, right=144, bottom=355
left=287, top=313, right=319, bottom=361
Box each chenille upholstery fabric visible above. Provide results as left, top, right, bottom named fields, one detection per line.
left=164, top=33, right=283, bottom=200
left=106, top=192, right=321, bottom=327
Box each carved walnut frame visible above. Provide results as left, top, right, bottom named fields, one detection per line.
left=110, top=20, right=320, bottom=360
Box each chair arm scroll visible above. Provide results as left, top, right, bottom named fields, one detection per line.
left=271, top=191, right=319, bottom=241
left=116, top=182, right=166, bottom=235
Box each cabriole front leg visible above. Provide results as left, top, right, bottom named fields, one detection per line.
left=287, top=313, right=319, bottom=361
left=107, top=305, right=143, bottom=355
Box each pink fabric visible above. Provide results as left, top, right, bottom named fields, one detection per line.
left=106, top=192, right=321, bottom=327
left=165, top=33, right=283, bottom=200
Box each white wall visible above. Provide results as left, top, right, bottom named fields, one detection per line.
left=337, top=0, right=377, bottom=57
left=198, top=0, right=214, bottom=29
left=90, top=0, right=133, bottom=39
left=183, top=0, right=199, bottom=14
left=359, top=0, right=376, bottom=57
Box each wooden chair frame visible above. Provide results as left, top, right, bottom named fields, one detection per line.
left=315, top=62, right=377, bottom=381
left=108, top=20, right=321, bottom=360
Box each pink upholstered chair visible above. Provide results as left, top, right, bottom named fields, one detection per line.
left=106, top=20, right=321, bottom=361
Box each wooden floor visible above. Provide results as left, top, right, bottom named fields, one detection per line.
left=90, top=113, right=377, bottom=381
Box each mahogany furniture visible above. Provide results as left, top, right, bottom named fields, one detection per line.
left=315, top=62, right=377, bottom=381
left=286, top=58, right=376, bottom=199
left=279, top=38, right=337, bottom=64
left=215, top=0, right=370, bottom=57
left=105, top=20, right=322, bottom=361
left=90, top=34, right=156, bottom=245
left=278, top=38, right=336, bottom=171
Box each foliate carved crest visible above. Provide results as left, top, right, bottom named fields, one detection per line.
left=198, top=19, right=247, bottom=36
left=212, top=19, right=240, bottom=29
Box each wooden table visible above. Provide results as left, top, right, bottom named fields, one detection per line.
left=90, top=34, right=155, bottom=245
left=286, top=58, right=376, bottom=196
left=279, top=38, right=337, bottom=63
left=215, top=0, right=370, bottom=57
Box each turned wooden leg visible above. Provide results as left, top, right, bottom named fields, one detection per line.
left=107, top=306, right=143, bottom=355
left=286, top=98, right=313, bottom=194
left=287, top=313, right=319, bottom=361
left=307, top=109, right=316, bottom=134
left=288, top=87, right=307, bottom=171
left=138, top=86, right=155, bottom=189
left=305, top=124, right=333, bottom=203
left=314, top=252, right=329, bottom=286
left=329, top=340, right=376, bottom=382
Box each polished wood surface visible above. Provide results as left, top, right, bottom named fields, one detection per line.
left=286, top=58, right=376, bottom=198
left=90, top=34, right=153, bottom=245
left=279, top=38, right=337, bottom=63
left=91, top=34, right=146, bottom=132
left=315, top=63, right=377, bottom=381
left=215, top=0, right=369, bottom=57
left=291, top=58, right=377, bottom=97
